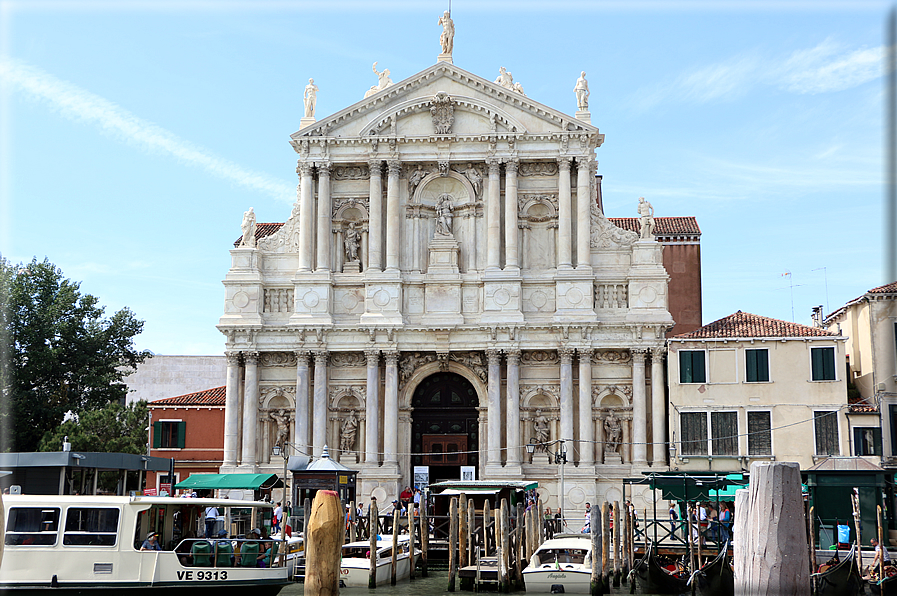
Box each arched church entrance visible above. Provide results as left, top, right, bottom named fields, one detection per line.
left=411, top=372, right=479, bottom=483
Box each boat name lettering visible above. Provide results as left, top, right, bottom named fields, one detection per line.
left=176, top=571, right=228, bottom=581
left=546, top=573, right=567, bottom=579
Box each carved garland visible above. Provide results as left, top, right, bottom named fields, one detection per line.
left=590, top=201, right=637, bottom=249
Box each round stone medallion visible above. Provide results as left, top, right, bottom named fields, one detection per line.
left=604, top=486, right=623, bottom=504
left=494, top=288, right=511, bottom=306
left=566, top=288, right=584, bottom=305
left=371, top=486, right=388, bottom=503
left=530, top=290, right=548, bottom=309
left=233, top=291, right=250, bottom=309
left=342, top=292, right=360, bottom=310
left=303, top=291, right=320, bottom=308
left=568, top=486, right=586, bottom=505
left=639, top=285, right=658, bottom=304
left=373, top=289, right=391, bottom=307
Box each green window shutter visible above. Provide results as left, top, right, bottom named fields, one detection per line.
left=812, top=348, right=824, bottom=380
left=823, top=348, right=835, bottom=380
left=693, top=352, right=706, bottom=383
left=746, top=349, right=769, bottom=382
left=758, top=350, right=769, bottom=381
left=152, top=421, right=162, bottom=449
left=177, top=421, right=186, bottom=449
left=680, top=352, right=692, bottom=383
left=746, top=349, right=757, bottom=382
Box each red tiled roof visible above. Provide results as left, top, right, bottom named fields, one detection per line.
left=608, top=217, right=701, bottom=236
left=233, top=223, right=283, bottom=247
left=673, top=311, right=839, bottom=339
left=868, top=281, right=897, bottom=294
left=149, top=386, right=226, bottom=406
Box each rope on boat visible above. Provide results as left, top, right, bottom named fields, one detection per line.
left=686, top=569, right=703, bottom=586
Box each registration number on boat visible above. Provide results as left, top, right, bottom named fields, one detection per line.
left=176, top=571, right=228, bottom=580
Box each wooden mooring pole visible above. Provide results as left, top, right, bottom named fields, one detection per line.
left=409, top=504, right=416, bottom=580
left=448, top=496, right=459, bottom=592
left=515, top=501, right=525, bottom=589
left=500, top=498, right=510, bottom=592
left=613, top=501, right=621, bottom=587
left=590, top=503, right=603, bottom=596
left=459, top=493, right=469, bottom=569
left=304, top=490, right=342, bottom=596
left=601, top=502, right=610, bottom=592
left=369, top=500, right=379, bottom=589
left=484, top=501, right=493, bottom=555
left=391, top=510, right=399, bottom=585
left=420, top=499, right=429, bottom=577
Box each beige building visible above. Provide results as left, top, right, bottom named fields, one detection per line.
left=825, top=281, right=897, bottom=465
left=668, top=311, right=849, bottom=472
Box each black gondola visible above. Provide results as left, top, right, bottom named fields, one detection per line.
left=631, top=544, right=690, bottom=595
left=690, top=542, right=734, bottom=596
left=869, top=572, right=897, bottom=596
left=814, top=545, right=862, bottom=596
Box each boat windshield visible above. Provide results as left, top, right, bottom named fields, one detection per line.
left=537, top=549, right=587, bottom=565
left=343, top=545, right=373, bottom=558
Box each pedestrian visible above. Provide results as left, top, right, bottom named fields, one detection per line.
left=204, top=505, right=219, bottom=539
left=668, top=502, right=679, bottom=539
left=544, top=507, right=555, bottom=539
left=273, top=501, right=282, bottom=533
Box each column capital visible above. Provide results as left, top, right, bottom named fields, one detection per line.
left=313, top=350, right=329, bottom=365
left=298, top=162, right=314, bottom=177
left=383, top=350, right=399, bottom=366
left=225, top=351, right=242, bottom=366
left=243, top=351, right=260, bottom=365
left=505, top=158, right=519, bottom=174
left=487, top=159, right=502, bottom=175
left=387, top=160, right=402, bottom=177
left=486, top=348, right=502, bottom=365
left=558, top=346, right=575, bottom=363
left=651, top=346, right=666, bottom=361
left=505, top=348, right=521, bottom=364
left=365, top=349, right=381, bottom=366
left=294, top=350, right=311, bottom=365
left=557, top=156, right=572, bottom=171
left=317, top=162, right=332, bottom=177
left=577, top=347, right=594, bottom=362
left=576, top=154, right=594, bottom=167
left=368, top=159, right=382, bottom=174
left=631, top=349, right=647, bottom=363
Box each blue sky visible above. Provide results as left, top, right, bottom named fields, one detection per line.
left=0, top=1, right=890, bottom=355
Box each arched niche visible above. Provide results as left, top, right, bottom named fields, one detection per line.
left=400, top=360, right=486, bottom=410
left=593, top=385, right=631, bottom=408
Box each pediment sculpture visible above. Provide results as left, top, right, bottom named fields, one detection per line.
left=590, top=201, right=637, bottom=249
left=258, top=196, right=301, bottom=253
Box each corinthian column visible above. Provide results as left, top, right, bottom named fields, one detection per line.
left=298, top=162, right=315, bottom=272
left=486, top=160, right=502, bottom=270
left=486, top=349, right=502, bottom=466
left=576, top=157, right=592, bottom=269
left=365, top=349, right=380, bottom=465
left=505, top=350, right=521, bottom=466
left=315, top=163, right=331, bottom=272
left=578, top=349, right=594, bottom=466
left=368, top=159, right=383, bottom=271
left=241, top=351, right=260, bottom=468
left=223, top=351, right=242, bottom=467
left=385, top=160, right=401, bottom=271
left=295, top=351, right=311, bottom=456
left=383, top=351, right=399, bottom=466
left=313, top=351, right=328, bottom=458
left=631, top=349, right=648, bottom=465
left=504, top=160, right=519, bottom=270
left=651, top=347, right=667, bottom=465
left=559, top=348, right=575, bottom=446
left=557, top=157, right=572, bottom=269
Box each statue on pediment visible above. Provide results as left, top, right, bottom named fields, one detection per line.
left=364, top=62, right=393, bottom=99
left=304, top=78, right=318, bottom=118
left=496, top=67, right=526, bottom=95
left=638, top=197, right=655, bottom=239
left=240, top=207, right=256, bottom=248
left=574, top=72, right=589, bottom=111
left=435, top=193, right=454, bottom=236
left=438, top=11, right=454, bottom=55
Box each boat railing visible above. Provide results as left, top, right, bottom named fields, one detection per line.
left=172, top=537, right=286, bottom=569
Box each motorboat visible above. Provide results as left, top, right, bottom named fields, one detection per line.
left=814, top=545, right=861, bottom=596
left=0, top=494, right=290, bottom=594
left=631, top=544, right=690, bottom=594
left=522, top=534, right=593, bottom=593
left=339, top=535, right=417, bottom=587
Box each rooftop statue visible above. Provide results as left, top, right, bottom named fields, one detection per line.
left=364, top=62, right=394, bottom=99
left=574, top=71, right=589, bottom=111
left=239, top=207, right=256, bottom=248
left=495, top=66, right=526, bottom=95
left=303, top=78, right=318, bottom=119
left=638, top=197, right=655, bottom=239
left=438, top=11, right=454, bottom=55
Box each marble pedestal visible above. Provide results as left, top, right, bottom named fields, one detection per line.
left=424, top=234, right=464, bottom=326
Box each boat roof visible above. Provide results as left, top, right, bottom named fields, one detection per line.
left=343, top=535, right=409, bottom=548
left=2, top=494, right=274, bottom=508
left=429, top=480, right=538, bottom=492
left=534, top=536, right=592, bottom=551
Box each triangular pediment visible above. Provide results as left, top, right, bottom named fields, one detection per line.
left=290, top=62, right=599, bottom=146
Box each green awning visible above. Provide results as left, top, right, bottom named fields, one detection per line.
left=175, top=473, right=283, bottom=490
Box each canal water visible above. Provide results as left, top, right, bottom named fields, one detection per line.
left=280, top=570, right=673, bottom=595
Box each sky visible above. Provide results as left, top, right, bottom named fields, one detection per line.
left=0, top=0, right=892, bottom=356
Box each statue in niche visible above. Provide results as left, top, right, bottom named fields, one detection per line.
left=435, top=193, right=454, bottom=236
left=304, top=78, right=318, bottom=118
left=532, top=411, right=550, bottom=452
left=239, top=207, right=256, bottom=248
left=574, top=71, right=589, bottom=111
left=409, top=164, right=427, bottom=195
left=340, top=412, right=358, bottom=452
left=604, top=411, right=622, bottom=453
left=270, top=408, right=290, bottom=452
left=637, top=197, right=655, bottom=239
left=438, top=11, right=454, bottom=55
left=464, top=163, right=482, bottom=198
left=344, top=222, right=360, bottom=261
left=364, top=62, right=393, bottom=98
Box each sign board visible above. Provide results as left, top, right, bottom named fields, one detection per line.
left=460, top=466, right=476, bottom=481
left=143, top=488, right=158, bottom=496
left=413, top=466, right=429, bottom=489
left=160, top=483, right=171, bottom=496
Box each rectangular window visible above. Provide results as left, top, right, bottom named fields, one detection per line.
left=811, top=347, right=837, bottom=381
left=679, top=351, right=706, bottom=384
left=63, top=508, right=120, bottom=546
left=5, top=507, right=60, bottom=546
left=853, top=427, right=882, bottom=456
left=680, top=412, right=708, bottom=455
left=814, top=411, right=840, bottom=455
left=745, top=349, right=770, bottom=383
left=747, top=411, right=772, bottom=455
left=711, top=411, right=738, bottom=455
left=152, top=420, right=186, bottom=449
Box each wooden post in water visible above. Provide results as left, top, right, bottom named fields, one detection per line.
left=516, top=502, right=525, bottom=589
left=304, top=490, right=342, bottom=596
left=369, top=500, right=379, bottom=589
left=409, top=503, right=416, bottom=580
left=349, top=500, right=357, bottom=543
left=420, top=500, right=429, bottom=577
left=448, top=496, right=459, bottom=592
left=808, top=506, right=816, bottom=594
left=601, top=502, right=610, bottom=591
left=304, top=496, right=312, bottom=541
left=850, top=492, right=863, bottom=581
left=537, top=496, right=544, bottom=544
left=525, top=507, right=534, bottom=559
left=468, top=503, right=476, bottom=563
left=484, top=501, right=493, bottom=555
left=879, top=505, right=886, bottom=584
left=613, top=501, right=621, bottom=587
left=590, top=503, right=602, bottom=596
left=391, top=510, right=399, bottom=585
left=622, top=503, right=630, bottom=581
left=500, top=498, right=511, bottom=592
left=459, top=493, right=469, bottom=569
left=733, top=489, right=750, bottom=587
left=696, top=506, right=703, bottom=570
left=737, top=461, right=809, bottom=596
left=686, top=505, right=695, bottom=575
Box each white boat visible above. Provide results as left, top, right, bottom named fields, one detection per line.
left=339, top=535, right=417, bottom=587
left=523, top=534, right=593, bottom=593
left=0, top=494, right=291, bottom=594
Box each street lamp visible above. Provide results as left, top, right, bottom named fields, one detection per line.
left=526, top=438, right=568, bottom=527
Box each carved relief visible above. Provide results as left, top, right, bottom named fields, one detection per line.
left=330, top=352, right=366, bottom=367
left=449, top=351, right=487, bottom=384
left=263, top=288, right=294, bottom=313
left=521, top=350, right=560, bottom=365
left=332, top=198, right=369, bottom=219
left=333, top=165, right=369, bottom=180
left=592, top=349, right=632, bottom=364
left=591, top=201, right=638, bottom=248
left=430, top=92, right=454, bottom=134
left=258, top=200, right=301, bottom=253
left=399, top=352, right=438, bottom=389
left=519, top=162, right=559, bottom=177
left=259, top=352, right=299, bottom=367
left=259, top=385, right=296, bottom=406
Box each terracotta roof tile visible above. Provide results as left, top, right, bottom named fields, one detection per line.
left=868, top=281, right=897, bottom=294
left=149, top=386, right=226, bottom=406
left=673, top=311, right=839, bottom=339
left=608, top=216, right=701, bottom=237
left=233, top=223, right=283, bottom=247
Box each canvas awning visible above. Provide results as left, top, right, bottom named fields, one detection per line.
left=175, top=473, right=283, bottom=490
left=437, top=488, right=501, bottom=496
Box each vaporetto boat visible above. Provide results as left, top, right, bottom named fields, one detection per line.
left=522, top=534, right=593, bottom=593
left=339, top=535, right=417, bottom=587
left=0, top=494, right=291, bottom=594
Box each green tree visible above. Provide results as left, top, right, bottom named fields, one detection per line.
left=38, top=400, right=150, bottom=454
left=0, top=257, right=151, bottom=452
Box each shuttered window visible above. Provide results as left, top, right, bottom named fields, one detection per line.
left=679, top=351, right=706, bottom=384
left=711, top=411, right=738, bottom=455
left=747, top=411, right=772, bottom=455
left=745, top=349, right=769, bottom=382
left=853, top=427, right=882, bottom=456
left=811, top=347, right=836, bottom=381
left=153, top=421, right=186, bottom=449
left=814, top=410, right=840, bottom=455
left=680, top=412, right=708, bottom=455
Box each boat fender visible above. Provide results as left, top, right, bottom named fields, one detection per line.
left=550, top=584, right=565, bottom=593
left=51, top=575, right=58, bottom=588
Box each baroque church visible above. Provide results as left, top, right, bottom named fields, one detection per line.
left=217, top=19, right=689, bottom=509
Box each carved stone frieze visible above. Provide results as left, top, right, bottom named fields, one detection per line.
left=399, top=352, right=438, bottom=389
left=430, top=92, right=454, bottom=135
left=449, top=351, right=487, bottom=384
left=519, top=162, right=560, bottom=177
left=518, top=193, right=559, bottom=215
left=329, top=385, right=366, bottom=406
left=593, top=384, right=633, bottom=402
left=330, top=352, right=366, bottom=367
left=332, top=165, right=369, bottom=180
left=592, top=349, right=632, bottom=364
left=590, top=201, right=638, bottom=249
left=332, top=197, right=369, bottom=219
left=259, top=385, right=296, bottom=404
left=259, top=351, right=298, bottom=367
left=521, top=350, right=559, bottom=365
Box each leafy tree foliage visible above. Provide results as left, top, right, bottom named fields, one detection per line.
left=38, top=400, right=150, bottom=454
left=0, top=257, right=151, bottom=452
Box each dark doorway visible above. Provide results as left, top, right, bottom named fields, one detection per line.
left=411, top=372, right=479, bottom=483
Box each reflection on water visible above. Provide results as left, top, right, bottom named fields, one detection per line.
left=280, top=570, right=675, bottom=596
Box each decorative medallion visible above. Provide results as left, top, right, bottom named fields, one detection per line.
left=430, top=92, right=454, bottom=135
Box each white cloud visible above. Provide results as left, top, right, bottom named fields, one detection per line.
left=775, top=40, right=882, bottom=94
left=0, top=56, right=294, bottom=203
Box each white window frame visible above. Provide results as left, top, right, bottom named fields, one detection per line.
left=677, top=348, right=708, bottom=385
left=809, top=345, right=839, bottom=382
left=678, top=409, right=740, bottom=457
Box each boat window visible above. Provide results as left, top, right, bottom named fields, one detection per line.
left=538, top=548, right=586, bottom=565
left=342, top=545, right=371, bottom=558
left=5, top=507, right=60, bottom=546
left=63, top=508, right=120, bottom=547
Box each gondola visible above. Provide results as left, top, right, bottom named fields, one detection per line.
left=814, top=545, right=862, bottom=596
left=869, top=571, right=897, bottom=596
left=631, top=543, right=690, bottom=595
left=690, top=542, right=734, bottom=596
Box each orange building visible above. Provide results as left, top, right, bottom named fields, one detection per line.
left=147, top=386, right=225, bottom=493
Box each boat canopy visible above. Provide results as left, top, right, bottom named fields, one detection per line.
left=175, top=473, right=283, bottom=490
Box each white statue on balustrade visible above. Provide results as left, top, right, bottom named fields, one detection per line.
left=435, top=193, right=454, bottom=236
left=239, top=207, right=256, bottom=248
left=638, top=197, right=655, bottom=239
left=364, top=62, right=393, bottom=98
left=574, top=71, right=589, bottom=111
left=304, top=78, right=318, bottom=119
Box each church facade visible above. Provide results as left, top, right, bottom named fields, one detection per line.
left=217, top=46, right=677, bottom=509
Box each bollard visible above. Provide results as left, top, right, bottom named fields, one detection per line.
left=484, top=501, right=493, bottom=555
left=601, top=502, right=610, bottom=591
left=499, top=498, right=510, bottom=592
left=304, top=490, right=342, bottom=596
left=515, top=502, right=525, bottom=589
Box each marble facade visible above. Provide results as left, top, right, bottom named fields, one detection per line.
left=218, top=57, right=673, bottom=511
